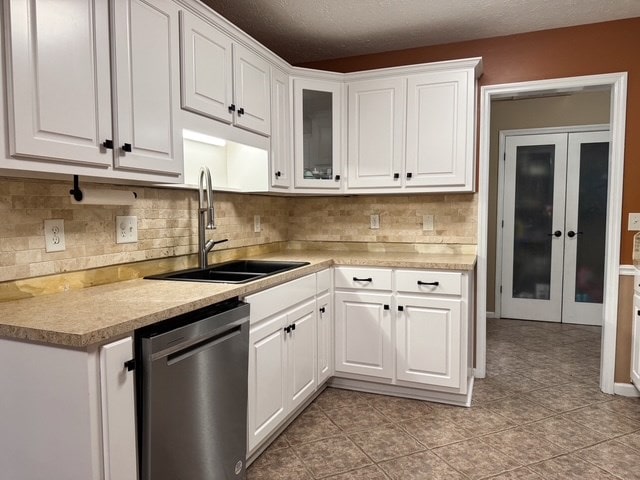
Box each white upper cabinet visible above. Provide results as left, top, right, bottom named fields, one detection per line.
left=180, top=11, right=271, bottom=136
left=270, top=67, right=292, bottom=189
left=347, top=77, right=405, bottom=189
left=111, top=0, right=183, bottom=175
left=293, top=78, right=343, bottom=190
left=405, top=69, right=472, bottom=190
left=5, top=0, right=113, bottom=167
left=4, top=0, right=183, bottom=180
left=345, top=60, right=479, bottom=193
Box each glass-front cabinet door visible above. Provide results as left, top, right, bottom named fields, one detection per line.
left=292, top=78, right=342, bottom=189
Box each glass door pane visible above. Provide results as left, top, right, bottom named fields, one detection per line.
left=512, top=144, right=555, bottom=300
left=302, top=89, right=333, bottom=180
left=574, top=142, right=609, bottom=303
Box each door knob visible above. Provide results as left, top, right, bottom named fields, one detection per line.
left=567, top=231, right=583, bottom=238
left=547, top=230, right=562, bottom=237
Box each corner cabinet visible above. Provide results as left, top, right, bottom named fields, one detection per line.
left=0, top=336, right=137, bottom=480
left=292, top=78, right=343, bottom=190
left=270, top=67, right=292, bottom=189
left=179, top=10, right=271, bottom=136
left=4, top=0, right=183, bottom=181
left=345, top=59, right=480, bottom=193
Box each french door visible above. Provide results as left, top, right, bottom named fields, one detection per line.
left=500, top=130, right=609, bottom=325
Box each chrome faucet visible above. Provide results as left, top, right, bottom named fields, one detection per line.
left=198, top=166, right=227, bottom=269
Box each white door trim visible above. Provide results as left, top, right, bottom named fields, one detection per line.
left=477, top=72, right=628, bottom=395
left=494, top=125, right=610, bottom=321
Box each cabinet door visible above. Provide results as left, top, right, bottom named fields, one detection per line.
left=396, top=295, right=462, bottom=389
left=287, top=299, right=317, bottom=412
left=6, top=0, right=112, bottom=167
left=248, top=313, right=287, bottom=453
left=347, top=78, right=405, bottom=189
left=233, top=44, right=271, bottom=136
left=271, top=67, right=292, bottom=189
left=293, top=78, right=342, bottom=189
left=111, top=0, right=182, bottom=176
left=317, top=292, right=333, bottom=385
left=99, top=337, right=138, bottom=480
left=406, top=70, right=471, bottom=190
left=632, top=295, right=640, bottom=390
left=335, top=291, right=393, bottom=379
left=179, top=10, right=233, bottom=124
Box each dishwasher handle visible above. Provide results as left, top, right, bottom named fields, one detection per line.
left=166, top=324, right=242, bottom=366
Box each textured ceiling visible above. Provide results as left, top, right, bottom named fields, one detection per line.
left=200, top=0, right=640, bottom=64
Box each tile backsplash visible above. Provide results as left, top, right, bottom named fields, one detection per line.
left=0, top=176, right=477, bottom=283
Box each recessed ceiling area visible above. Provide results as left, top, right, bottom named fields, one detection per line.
left=199, top=0, right=640, bottom=64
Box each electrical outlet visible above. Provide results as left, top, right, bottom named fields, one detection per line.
left=116, top=216, right=138, bottom=244
left=254, top=215, right=261, bottom=233
left=44, top=219, right=65, bottom=252
left=370, top=214, right=380, bottom=229
left=629, top=213, right=640, bottom=231
left=422, top=214, right=434, bottom=231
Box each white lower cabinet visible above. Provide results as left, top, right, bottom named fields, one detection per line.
left=335, top=291, right=393, bottom=379
left=333, top=266, right=471, bottom=396
left=245, top=271, right=330, bottom=455
left=0, top=335, right=137, bottom=480
left=317, top=291, right=333, bottom=385
left=631, top=293, right=640, bottom=390
left=396, top=295, right=462, bottom=389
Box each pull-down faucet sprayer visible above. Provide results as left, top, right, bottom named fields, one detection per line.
left=198, top=166, right=227, bottom=269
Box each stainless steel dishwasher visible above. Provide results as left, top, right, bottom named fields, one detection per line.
left=137, top=298, right=250, bottom=480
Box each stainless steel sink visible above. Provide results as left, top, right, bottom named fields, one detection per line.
left=146, top=260, right=310, bottom=284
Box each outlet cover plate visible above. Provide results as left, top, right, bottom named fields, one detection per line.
left=44, top=219, right=65, bottom=252
left=254, top=215, right=261, bottom=233
left=422, top=214, right=434, bottom=231
left=116, top=216, right=138, bottom=244
left=370, top=214, right=380, bottom=229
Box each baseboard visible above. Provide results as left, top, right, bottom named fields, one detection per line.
left=614, top=382, right=640, bottom=397
left=619, top=265, right=636, bottom=276
left=486, top=311, right=498, bottom=319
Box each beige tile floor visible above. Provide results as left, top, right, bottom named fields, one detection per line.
left=248, top=318, right=640, bottom=479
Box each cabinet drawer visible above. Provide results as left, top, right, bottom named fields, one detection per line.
left=396, top=270, right=462, bottom=296
left=317, top=269, right=331, bottom=294
left=245, top=274, right=316, bottom=323
left=334, top=267, right=392, bottom=291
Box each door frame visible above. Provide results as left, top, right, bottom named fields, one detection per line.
left=495, top=124, right=610, bottom=321
left=477, top=72, right=628, bottom=395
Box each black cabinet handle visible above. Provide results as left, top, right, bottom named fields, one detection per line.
left=383, top=304, right=390, bottom=310
left=291, top=323, right=296, bottom=331
left=637, top=310, right=640, bottom=316
left=547, top=230, right=562, bottom=237
left=275, top=171, right=282, bottom=178
left=406, top=172, right=413, bottom=179
left=567, top=231, right=583, bottom=238
left=284, top=325, right=291, bottom=333
left=353, top=277, right=372, bottom=282
left=398, top=306, right=404, bottom=311
left=124, top=359, right=136, bottom=371
left=238, top=107, right=245, bottom=116
left=418, top=281, right=440, bottom=286
left=228, top=104, right=236, bottom=113
left=102, top=139, right=114, bottom=149
left=319, top=307, right=326, bottom=313
left=393, top=173, right=400, bottom=179
left=334, top=174, right=341, bottom=181
left=122, top=143, right=132, bottom=152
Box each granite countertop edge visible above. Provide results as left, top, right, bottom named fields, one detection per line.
left=0, top=252, right=476, bottom=348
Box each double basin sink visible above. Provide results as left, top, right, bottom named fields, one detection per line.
left=147, top=260, right=310, bottom=284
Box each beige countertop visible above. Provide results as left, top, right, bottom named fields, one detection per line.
left=0, top=250, right=476, bottom=348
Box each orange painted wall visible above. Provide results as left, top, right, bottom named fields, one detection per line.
left=300, top=18, right=640, bottom=264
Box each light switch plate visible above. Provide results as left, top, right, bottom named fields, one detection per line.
left=44, top=219, right=65, bottom=252
left=254, top=215, right=261, bottom=233
left=629, top=213, right=640, bottom=231
left=370, top=214, right=380, bottom=229
left=116, top=216, right=138, bottom=244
